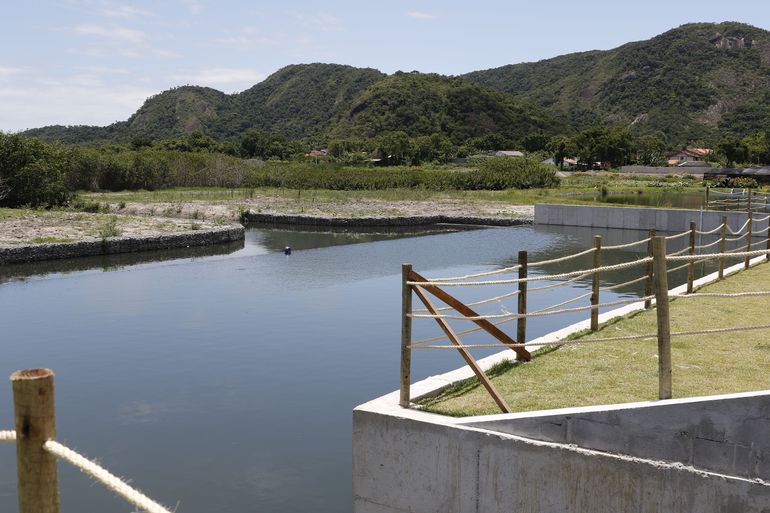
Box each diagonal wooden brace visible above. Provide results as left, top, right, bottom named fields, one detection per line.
left=409, top=270, right=531, bottom=362
left=412, top=285, right=512, bottom=413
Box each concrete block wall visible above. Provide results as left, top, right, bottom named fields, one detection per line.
left=353, top=402, right=770, bottom=513
left=463, top=391, right=770, bottom=481
left=534, top=203, right=768, bottom=234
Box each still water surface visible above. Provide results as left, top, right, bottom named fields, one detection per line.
left=0, top=223, right=719, bottom=512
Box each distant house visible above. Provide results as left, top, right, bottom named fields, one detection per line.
left=495, top=150, right=525, bottom=157
left=304, top=149, right=328, bottom=158
left=542, top=157, right=577, bottom=170
left=667, top=147, right=712, bottom=166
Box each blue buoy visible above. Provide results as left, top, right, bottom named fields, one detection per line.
left=284, top=246, right=292, bottom=255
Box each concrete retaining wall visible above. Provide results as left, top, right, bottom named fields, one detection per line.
left=465, top=391, right=770, bottom=480
left=620, top=165, right=713, bottom=177
left=0, top=225, right=244, bottom=265
left=353, top=398, right=770, bottom=513
left=534, top=203, right=767, bottom=233
left=244, top=212, right=532, bottom=227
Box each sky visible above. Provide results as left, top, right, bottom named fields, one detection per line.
left=1, top=0, right=769, bottom=132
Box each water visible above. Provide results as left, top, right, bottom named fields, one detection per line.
left=0, top=223, right=724, bottom=512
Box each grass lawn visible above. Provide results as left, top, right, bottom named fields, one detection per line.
left=417, top=259, right=770, bottom=416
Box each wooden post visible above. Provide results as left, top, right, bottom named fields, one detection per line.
left=745, top=212, right=753, bottom=270
left=766, top=218, right=770, bottom=262
left=652, top=238, right=672, bottom=400
left=517, top=251, right=527, bottom=349
left=719, top=216, right=727, bottom=279
left=687, top=222, right=696, bottom=293
left=591, top=236, right=601, bottom=331
left=399, top=264, right=412, bottom=408
left=11, top=368, right=60, bottom=513
left=705, top=185, right=710, bottom=208
left=644, top=229, right=655, bottom=309
left=748, top=188, right=753, bottom=211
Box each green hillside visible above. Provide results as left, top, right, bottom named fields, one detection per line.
left=464, top=22, right=770, bottom=144
left=327, top=72, right=561, bottom=143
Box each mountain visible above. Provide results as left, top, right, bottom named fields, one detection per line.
left=23, top=22, right=770, bottom=147
left=463, top=22, right=770, bottom=144
left=26, top=64, right=385, bottom=143
left=327, top=72, right=562, bottom=143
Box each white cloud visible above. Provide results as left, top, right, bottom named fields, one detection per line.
left=170, top=68, right=265, bottom=91
left=215, top=27, right=277, bottom=48
left=295, top=12, right=344, bottom=32
left=0, top=83, right=155, bottom=131
left=74, top=24, right=147, bottom=44
left=407, top=11, right=436, bottom=20
left=0, top=67, right=24, bottom=80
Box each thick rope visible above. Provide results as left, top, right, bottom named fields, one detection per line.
left=530, top=291, right=593, bottom=313
left=664, top=231, right=690, bottom=241
left=44, top=441, right=173, bottom=513
left=728, top=218, right=752, bottom=235
left=410, top=322, right=770, bottom=350
left=695, top=238, right=721, bottom=250
left=528, top=247, right=596, bottom=267
left=528, top=272, right=592, bottom=292
left=424, top=264, right=521, bottom=282
left=667, top=249, right=770, bottom=261
left=668, top=246, right=691, bottom=256
left=695, top=223, right=726, bottom=235
left=750, top=238, right=770, bottom=248
left=0, top=430, right=16, bottom=443
left=604, top=274, right=649, bottom=291
left=753, top=214, right=770, bottom=223
left=410, top=295, right=652, bottom=321
left=413, top=288, right=520, bottom=313
left=602, top=238, right=651, bottom=251
left=666, top=262, right=690, bottom=274
left=726, top=232, right=749, bottom=242
left=410, top=316, right=516, bottom=345
left=670, top=291, right=770, bottom=299
left=406, top=257, right=652, bottom=287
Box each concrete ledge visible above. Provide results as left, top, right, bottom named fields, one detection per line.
left=244, top=212, right=532, bottom=227
left=353, top=246, right=770, bottom=512
left=534, top=203, right=766, bottom=233
left=0, top=224, right=245, bottom=265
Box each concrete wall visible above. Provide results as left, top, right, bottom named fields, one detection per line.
left=464, top=391, right=770, bottom=481
left=245, top=212, right=532, bottom=227
left=534, top=203, right=767, bottom=234
left=621, top=165, right=713, bottom=177
left=0, top=225, right=244, bottom=265
left=353, top=395, right=770, bottom=513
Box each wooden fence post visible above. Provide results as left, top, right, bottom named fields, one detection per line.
left=748, top=188, right=753, bottom=211
left=745, top=211, right=753, bottom=270
left=399, top=264, right=413, bottom=408
left=644, top=229, right=655, bottom=309
left=705, top=185, right=710, bottom=208
left=719, top=216, right=727, bottom=279
left=517, top=251, right=527, bottom=347
left=652, top=238, right=672, bottom=400
left=591, top=235, right=601, bottom=331
left=687, top=222, right=696, bottom=293
left=11, top=368, right=60, bottom=513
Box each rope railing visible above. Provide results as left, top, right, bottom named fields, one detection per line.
left=664, top=231, right=690, bottom=241
left=604, top=273, right=649, bottom=291
left=528, top=272, right=592, bottom=292
left=406, top=258, right=652, bottom=287
left=528, top=247, right=596, bottom=267
left=409, top=295, right=650, bottom=321
left=602, top=238, right=651, bottom=251
left=695, top=238, right=721, bottom=250
left=44, top=440, right=173, bottom=513
left=695, top=223, right=726, bottom=235
left=2, top=369, right=174, bottom=513
left=728, top=218, right=752, bottom=235
left=412, top=288, right=520, bottom=313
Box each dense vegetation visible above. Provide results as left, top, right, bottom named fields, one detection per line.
left=465, top=22, right=770, bottom=145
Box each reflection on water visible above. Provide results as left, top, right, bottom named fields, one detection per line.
left=0, top=222, right=729, bottom=513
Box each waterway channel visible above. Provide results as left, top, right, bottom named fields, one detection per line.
left=0, top=222, right=728, bottom=513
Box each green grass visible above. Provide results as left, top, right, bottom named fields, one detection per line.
left=30, top=236, right=77, bottom=244
left=418, top=260, right=770, bottom=416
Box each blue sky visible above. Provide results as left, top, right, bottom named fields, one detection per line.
left=1, top=0, right=768, bottom=131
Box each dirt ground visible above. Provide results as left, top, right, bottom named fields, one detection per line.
left=0, top=209, right=232, bottom=247
left=102, top=196, right=536, bottom=222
